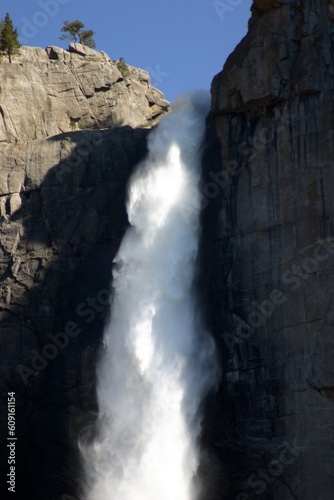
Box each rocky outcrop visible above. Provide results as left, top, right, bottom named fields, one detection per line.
left=212, top=0, right=334, bottom=113
left=0, top=44, right=169, bottom=143
left=201, top=1, right=334, bottom=498
left=0, top=45, right=168, bottom=499
left=251, top=0, right=296, bottom=12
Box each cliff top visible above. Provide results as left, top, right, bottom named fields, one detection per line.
left=0, top=44, right=170, bottom=143
left=212, top=0, right=334, bottom=114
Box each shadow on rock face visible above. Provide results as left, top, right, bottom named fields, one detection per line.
left=0, top=126, right=149, bottom=499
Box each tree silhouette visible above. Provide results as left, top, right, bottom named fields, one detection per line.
left=0, top=13, right=21, bottom=63
left=60, top=20, right=96, bottom=49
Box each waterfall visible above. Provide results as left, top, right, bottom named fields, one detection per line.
left=83, top=91, right=219, bottom=500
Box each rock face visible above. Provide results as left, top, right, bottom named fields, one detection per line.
left=1, top=2, right=334, bottom=498
left=0, top=44, right=169, bottom=143
left=201, top=1, right=334, bottom=498
left=0, top=129, right=150, bottom=500
left=0, top=45, right=168, bottom=500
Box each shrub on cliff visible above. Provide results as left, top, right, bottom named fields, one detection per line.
left=117, top=58, right=130, bottom=78
left=0, top=13, right=21, bottom=63
left=60, top=20, right=96, bottom=49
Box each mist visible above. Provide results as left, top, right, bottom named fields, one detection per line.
left=82, top=91, right=219, bottom=500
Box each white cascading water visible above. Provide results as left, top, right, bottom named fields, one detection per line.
left=83, top=91, right=218, bottom=500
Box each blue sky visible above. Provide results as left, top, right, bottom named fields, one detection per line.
left=3, top=0, right=252, bottom=102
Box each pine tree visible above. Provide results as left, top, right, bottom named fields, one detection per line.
left=60, top=20, right=96, bottom=49
left=0, top=13, right=21, bottom=63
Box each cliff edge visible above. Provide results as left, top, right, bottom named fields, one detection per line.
left=201, top=1, right=334, bottom=498
left=0, top=44, right=169, bottom=143
left=0, top=44, right=169, bottom=500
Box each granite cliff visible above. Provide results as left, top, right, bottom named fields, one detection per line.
left=200, top=0, right=334, bottom=498
left=0, top=44, right=168, bottom=500
left=1, top=1, right=334, bottom=499
left=0, top=43, right=168, bottom=144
